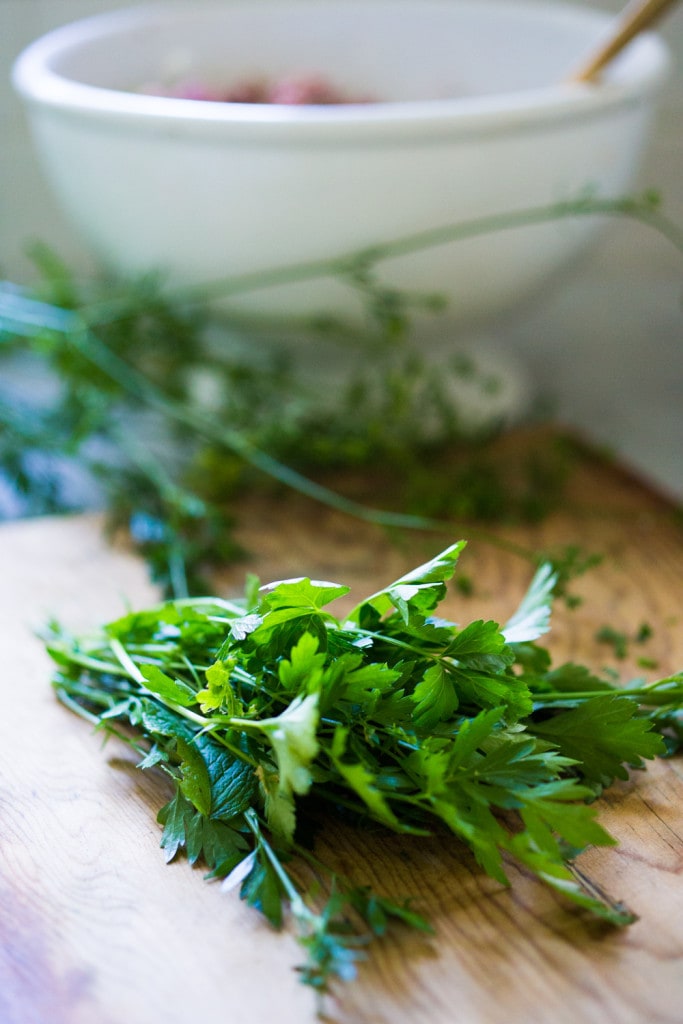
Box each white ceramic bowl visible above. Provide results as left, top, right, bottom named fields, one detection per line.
left=12, top=0, right=670, bottom=324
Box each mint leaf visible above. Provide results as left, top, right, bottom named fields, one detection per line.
left=158, top=785, right=249, bottom=871
left=200, top=819, right=249, bottom=875
left=194, top=735, right=257, bottom=821
left=140, top=699, right=197, bottom=741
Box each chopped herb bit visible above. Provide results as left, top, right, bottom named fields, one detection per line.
left=636, top=623, right=654, bottom=644
left=454, top=574, right=474, bottom=597
left=596, top=625, right=629, bottom=660
left=596, top=622, right=657, bottom=662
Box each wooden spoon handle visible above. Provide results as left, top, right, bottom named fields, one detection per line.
left=568, top=0, right=679, bottom=82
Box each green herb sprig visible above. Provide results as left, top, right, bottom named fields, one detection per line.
left=2, top=190, right=682, bottom=596
left=47, top=542, right=683, bottom=1000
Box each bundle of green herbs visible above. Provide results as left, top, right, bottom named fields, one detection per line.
left=47, top=542, right=683, bottom=997
left=2, top=191, right=681, bottom=597
left=5, top=192, right=682, bottom=1000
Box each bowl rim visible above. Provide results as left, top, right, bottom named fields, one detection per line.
left=12, top=0, right=671, bottom=140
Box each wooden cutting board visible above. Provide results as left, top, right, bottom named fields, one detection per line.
left=1, top=431, right=683, bottom=1024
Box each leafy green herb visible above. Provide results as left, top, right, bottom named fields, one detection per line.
left=595, top=625, right=630, bottom=660
left=595, top=621, right=656, bottom=662
left=47, top=542, right=683, bottom=999
left=2, top=191, right=681, bottom=596
left=636, top=623, right=654, bottom=644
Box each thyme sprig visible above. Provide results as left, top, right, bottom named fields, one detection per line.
left=1, top=190, right=681, bottom=595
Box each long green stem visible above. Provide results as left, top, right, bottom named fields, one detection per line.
left=48, top=646, right=133, bottom=679
left=16, top=194, right=677, bottom=332
left=244, top=809, right=308, bottom=913
left=54, top=686, right=104, bottom=725
left=535, top=675, right=683, bottom=706
left=107, top=637, right=263, bottom=766
left=353, top=627, right=467, bottom=682
left=166, top=194, right=683, bottom=307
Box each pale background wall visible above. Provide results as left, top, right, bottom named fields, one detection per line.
left=2, top=0, right=682, bottom=498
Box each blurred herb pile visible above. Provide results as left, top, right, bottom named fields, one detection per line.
left=1, top=192, right=681, bottom=596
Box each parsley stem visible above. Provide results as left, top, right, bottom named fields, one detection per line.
left=53, top=686, right=102, bottom=725
left=44, top=538, right=683, bottom=980
left=352, top=627, right=462, bottom=677
left=535, top=675, right=683, bottom=706
left=48, top=646, right=133, bottom=679
left=244, top=809, right=307, bottom=912
left=109, top=637, right=147, bottom=684
left=107, top=636, right=263, bottom=763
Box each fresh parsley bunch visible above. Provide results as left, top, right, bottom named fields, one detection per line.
left=47, top=542, right=683, bottom=994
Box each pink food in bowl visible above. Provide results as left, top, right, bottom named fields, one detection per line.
left=138, top=74, right=373, bottom=105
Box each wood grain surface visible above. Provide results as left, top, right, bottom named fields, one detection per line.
left=1, top=432, right=682, bottom=1024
